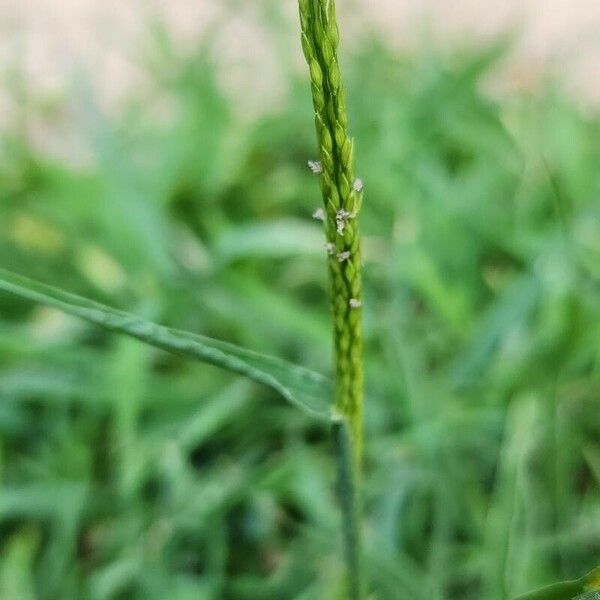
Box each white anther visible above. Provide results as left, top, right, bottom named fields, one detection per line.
left=335, top=209, right=353, bottom=235
left=308, top=160, right=323, bottom=174
left=312, top=208, right=325, bottom=221
left=336, top=209, right=352, bottom=221
left=325, top=242, right=336, bottom=255
left=353, top=178, right=364, bottom=193
left=349, top=298, right=362, bottom=309
left=337, top=251, right=351, bottom=262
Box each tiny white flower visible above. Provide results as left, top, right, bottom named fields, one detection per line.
left=308, top=160, right=322, bottom=174
left=336, top=209, right=352, bottom=221
left=353, top=178, right=364, bottom=193
left=312, top=207, right=325, bottom=221
left=325, top=242, right=335, bottom=255
left=337, top=251, right=351, bottom=262
left=335, top=209, right=353, bottom=235
left=349, top=298, right=362, bottom=309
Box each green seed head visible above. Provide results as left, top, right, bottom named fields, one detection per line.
left=298, top=0, right=364, bottom=462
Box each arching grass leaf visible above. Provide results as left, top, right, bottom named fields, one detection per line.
left=512, top=567, right=600, bottom=600
left=0, top=268, right=331, bottom=420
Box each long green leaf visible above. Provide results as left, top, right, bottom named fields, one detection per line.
left=512, top=580, right=584, bottom=600
left=512, top=568, right=600, bottom=600
left=0, top=268, right=331, bottom=419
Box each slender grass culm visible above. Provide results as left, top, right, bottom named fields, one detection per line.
left=298, top=1, right=366, bottom=597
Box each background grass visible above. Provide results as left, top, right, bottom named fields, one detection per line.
left=0, top=10, right=599, bottom=600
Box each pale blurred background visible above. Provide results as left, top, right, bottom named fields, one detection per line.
left=1, top=0, right=600, bottom=118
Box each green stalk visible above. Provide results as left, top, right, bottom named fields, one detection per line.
left=332, top=415, right=364, bottom=600
left=298, top=0, right=364, bottom=466
left=298, top=2, right=365, bottom=596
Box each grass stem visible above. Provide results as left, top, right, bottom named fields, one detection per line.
left=332, top=415, right=364, bottom=600
left=298, top=1, right=366, bottom=594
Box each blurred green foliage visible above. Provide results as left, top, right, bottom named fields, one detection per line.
left=0, top=13, right=599, bottom=600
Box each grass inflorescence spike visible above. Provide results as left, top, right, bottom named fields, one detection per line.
left=298, top=0, right=365, bottom=468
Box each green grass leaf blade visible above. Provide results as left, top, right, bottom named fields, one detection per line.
left=512, top=567, right=600, bottom=600
left=512, top=580, right=583, bottom=600
left=0, top=268, right=331, bottom=419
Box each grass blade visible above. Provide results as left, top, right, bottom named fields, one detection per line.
left=0, top=268, right=331, bottom=419
left=512, top=568, right=600, bottom=600
left=332, top=415, right=364, bottom=600
left=512, top=580, right=585, bottom=600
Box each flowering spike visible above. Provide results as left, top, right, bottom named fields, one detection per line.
left=298, top=0, right=364, bottom=469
